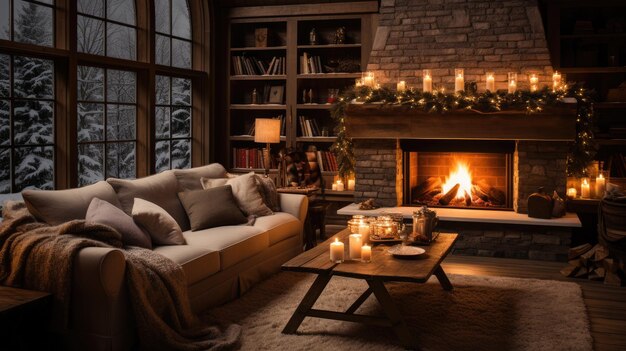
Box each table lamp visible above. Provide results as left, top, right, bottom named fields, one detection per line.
left=254, top=118, right=281, bottom=176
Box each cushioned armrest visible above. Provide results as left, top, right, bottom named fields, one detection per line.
left=278, top=193, right=308, bottom=223
left=74, top=247, right=126, bottom=299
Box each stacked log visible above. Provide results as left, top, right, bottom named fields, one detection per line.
left=561, top=243, right=625, bottom=286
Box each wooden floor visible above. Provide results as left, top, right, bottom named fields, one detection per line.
left=323, top=225, right=626, bottom=351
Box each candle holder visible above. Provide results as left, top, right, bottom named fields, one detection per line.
left=508, top=72, right=517, bottom=94
left=529, top=73, right=539, bottom=92
left=422, top=69, right=432, bottom=93
left=454, top=68, right=464, bottom=93
left=485, top=72, right=495, bottom=92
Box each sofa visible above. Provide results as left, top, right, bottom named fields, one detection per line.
left=19, top=163, right=308, bottom=351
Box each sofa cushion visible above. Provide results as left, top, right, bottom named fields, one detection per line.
left=22, top=181, right=121, bottom=225
left=132, top=198, right=186, bottom=245
left=182, top=226, right=268, bottom=269
left=174, top=163, right=228, bottom=191
left=255, top=175, right=281, bottom=212
left=201, top=172, right=272, bottom=217
left=86, top=198, right=152, bottom=249
left=253, top=212, right=302, bottom=246
left=153, top=245, right=220, bottom=285
left=107, top=171, right=190, bottom=231
left=178, top=186, right=248, bottom=231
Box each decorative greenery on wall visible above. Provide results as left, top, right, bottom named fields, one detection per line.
left=330, top=83, right=595, bottom=178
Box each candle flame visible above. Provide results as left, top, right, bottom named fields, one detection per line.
left=583, top=178, right=589, bottom=185
left=598, top=174, right=604, bottom=179
left=335, top=238, right=339, bottom=243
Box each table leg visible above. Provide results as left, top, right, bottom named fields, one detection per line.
left=368, top=279, right=418, bottom=349
left=434, top=265, right=453, bottom=291
left=345, top=287, right=372, bottom=315
left=282, top=273, right=332, bottom=334
left=303, top=215, right=316, bottom=250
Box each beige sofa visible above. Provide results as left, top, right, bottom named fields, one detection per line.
left=21, top=164, right=307, bottom=351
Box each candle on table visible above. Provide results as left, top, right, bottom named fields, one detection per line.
left=331, top=182, right=337, bottom=191
left=508, top=72, right=517, bottom=94
left=349, top=234, right=362, bottom=259
left=361, top=244, right=372, bottom=263
left=336, top=180, right=344, bottom=191
left=529, top=73, right=539, bottom=92
left=581, top=178, right=590, bottom=199
left=567, top=187, right=577, bottom=199
left=347, top=178, right=355, bottom=191
left=596, top=173, right=606, bottom=199
left=552, top=71, right=562, bottom=91
left=486, top=72, right=495, bottom=92
left=396, top=80, right=406, bottom=92
left=330, top=238, right=344, bottom=263
left=358, top=223, right=370, bottom=236
left=423, top=69, right=432, bottom=93
left=454, top=68, right=464, bottom=92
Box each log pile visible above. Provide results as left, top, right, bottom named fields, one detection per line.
left=412, top=176, right=506, bottom=208
left=561, top=243, right=625, bottom=286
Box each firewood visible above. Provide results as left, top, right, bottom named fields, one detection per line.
left=413, top=177, right=442, bottom=200
left=560, top=265, right=580, bottom=277
left=580, top=244, right=601, bottom=267
left=464, top=191, right=472, bottom=206
left=594, top=245, right=610, bottom=262
left=471, top=184, right=489, bottom=201
left=488, top=188, right=506, bottom=205
left=604, top=271, right=623, bottom=286
left=588, top=268, right=606, bottom=281
left=603, top=258, right=619, bottom=273
left=439, top=183, right=460, bottom=206
left=568, top=243, right=593, bottom=260
left=575, top=266, right=589, bottom=279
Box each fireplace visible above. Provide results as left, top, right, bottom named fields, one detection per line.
left=402, top=140, right=514, bottom=210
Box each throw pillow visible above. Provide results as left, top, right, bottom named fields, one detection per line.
left=132, top=198, right=186, bottom=245
left=22, top=181, right=121, bottom=225
left=86, top=198, right=152, bottom=249
left=255, top=175, right=281, bottom=212
left=201, top=172, right=273, bottom=217
left=178, top=185, right=248, bottom=231
left=173, top=163, right=229, bottom=191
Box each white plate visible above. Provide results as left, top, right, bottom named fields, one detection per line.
left=387, top=245, right=426, bottom=257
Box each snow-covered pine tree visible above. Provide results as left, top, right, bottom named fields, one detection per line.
left=0, top=54, right=9, bottom=193
left=77, top=66, right=105, bottom=186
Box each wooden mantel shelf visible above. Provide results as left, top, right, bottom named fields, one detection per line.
left=344, top=103, right=578, bottom=141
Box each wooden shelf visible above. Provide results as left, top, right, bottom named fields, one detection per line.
left=230, top=104, right=287, bottom=110
left=230, top=46, right=287, bottom=52
left=559, top=67, right=626, bottom=74
left=297, top=73, right=361, bottom=79
left=230, top=135, right=287, bottom=141
left=297, top=44, right=361, bottom=49
left=297, top=104, right=334, bottom=110
left=296, top=136, right=337, bottom=142
left=230, top=75, right=286, bottom=81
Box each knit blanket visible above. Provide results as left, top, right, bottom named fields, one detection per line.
left=0, top=201, right=241, bottom=350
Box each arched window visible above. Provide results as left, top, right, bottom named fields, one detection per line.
left=1, top=0, right=54, bottom=47
left=155, top=0, right=191, bottom=68
left=77, top=0, right=137, bottom=60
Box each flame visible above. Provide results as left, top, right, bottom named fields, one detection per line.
left=442, top=160, right=473, bottom=200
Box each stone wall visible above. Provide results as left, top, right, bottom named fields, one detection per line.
left=353, top=140, right=399, bottom=207
left=369, top=0, right=554, bottom=89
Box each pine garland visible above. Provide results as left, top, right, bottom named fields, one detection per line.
left=330, top=83, right=595, bottom=178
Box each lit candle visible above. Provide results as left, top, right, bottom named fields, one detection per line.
left=529, top=73, right=539, bottom=92
left=362, top=72, right=375, bottom=88
left=355, top=78, right=363, bottom=87
left=358, top=223, right=370, bottom=236
left=508, top=72, right=517, bottom=94
left=331, top=182, right=337, bottom=191
left=347, top=178, right=355, bottom=191
left=336, top=180, right=344, bottom=191
left=595, top=173, right=606, bottom=199
left=552, top=71, right=562, bottom=91
left=423, top=69, right=432, bottom=93
left=567, top=187, right=577, bottom=199
left=396, top=80, right=406, bottom=92
left=330, top=238, right=344, bottom=263
left=581, top=178, right=590, bottom=199
left=454, top=68, right=464, bottom=92
left=349, top=234, right=362, bottom=259
left=486, top=72, right=495, bottom=92
left=361, top=244, right=372, bottom=263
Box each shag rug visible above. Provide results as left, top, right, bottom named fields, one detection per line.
left=207, top=272, right=593, bottom=351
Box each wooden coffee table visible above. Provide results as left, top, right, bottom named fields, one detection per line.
left=281, top=228, right=458, bottom=348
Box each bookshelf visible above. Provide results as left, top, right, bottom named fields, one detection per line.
left=218, top=3, right=376, bottom=189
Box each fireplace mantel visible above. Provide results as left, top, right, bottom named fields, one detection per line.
left=344, top=103, right=578, bottom=141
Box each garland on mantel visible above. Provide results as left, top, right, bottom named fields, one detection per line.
left=330, top=83, right=595, bottom=178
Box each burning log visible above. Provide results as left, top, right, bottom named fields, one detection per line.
left=413, top=177, right=443, bottom=200
left=474, top=180, right=506, bottom=206
left=464, top=191, right=472, bottom=206
left=439, top=183, right=460, bottom=206
left=471, top=184, right=489, bottom=202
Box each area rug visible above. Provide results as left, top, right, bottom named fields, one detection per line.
left=206, top=272, right=592, bottom=351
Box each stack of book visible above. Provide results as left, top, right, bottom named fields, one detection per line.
left=298, top=115, right=322, bottom=137
left=315, top=150, right=338, bottom=172
left=299, top=52, right=324, bottom=74
left=232, top=148, right=277, bottom=169
left=232, top=55, right=285, bottom=75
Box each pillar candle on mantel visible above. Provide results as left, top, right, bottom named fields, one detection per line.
left=508, top=72, right=517, bottom=94
left=330, top=238, right=344, bottom=263
left=552, top=71, right=562, bottom=91
left=362, top=72, right=375, bottom=88
left=361, top=244, right=371, bottom=263
left=596, top=173, right=606, bottom=199
left=349, top=234, right=362, bottom=259
left=581, top=178, right=590, bottom=199
left=454, top=68, right=464, bottom=92
left=529, top=73, right=539, bottom=92
left=567, top=187, right=577, bottom=199
left=486, top=72, right=495, bottom=92
left=335, top=180, right=344, bottom=191
left=423, top=69, right=432, bottom=93
left=396, top=80, right=406, bottom=92
left=347, top=178, right=355, bottom=191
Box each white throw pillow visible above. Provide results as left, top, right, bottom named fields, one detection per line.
left=201, top=172, right=273, bottom=217
left=132, top=198, right=186, bottom=245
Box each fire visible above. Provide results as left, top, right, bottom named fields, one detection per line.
left=442, top=160, right=473, bottom=200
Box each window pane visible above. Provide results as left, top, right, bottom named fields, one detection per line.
left=0, top=148, right=10, bottom=193
left=14, top=0, right=53, bottom=47
left=107, top=24, right=136, bottom=60
left=106, top=142, right=135, bottom=178
left=0, top=55, right=8, bottom=97
left=171, top=106, right=190, bottom=138
left=155, top=0, right=170, bottom=34
left=155, top=140, right=170, bottom=173
left=0, top=100, right=9, bottom=145
left=14, top=145, right=54, bottom=191
left=78, top=16, right=105, bottom=55
left=156, top=76, right=170, bottom=105
left=0, top=1, right=9, bottom=41
left=107, top=70, right=136, bottom=103
left=78, top=66, right=104, bottom=101
left=107, top=0, right=135, bottom=26
left=172, top=0, right=191, bottom=40
left=78, top=103, right=104, bottom=142
left=78, top=143, right=104, bottom=186
left=13, top=56, right=54, bottom=99
left=172, top=77, right=191, bottom=105
left=172, top=39, right=191, bottom=69
left=78, top=0, right=104, bottom=17
left=156, top=35, right=171, bottom=66
left=106, top=104, right=135, bottom=141
left=171, top=139, right=190, bottom=169
left=13, top=100, right=54, bottom=145
left=155, top=107, right=170, bottom=139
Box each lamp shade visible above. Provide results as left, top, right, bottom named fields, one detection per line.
left=254, top=118, right=281, bottom=143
